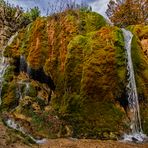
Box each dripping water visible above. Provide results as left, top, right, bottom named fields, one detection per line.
left=121, top=28, right=147, bottom=142
left=18, top=55, right=30, bottom=100
left=17, top=80, right=23, bottom=100
left=0, top=32, right=18, bottom=105
left=24, top=82, right=30, bottom=96
left=20, top=55, right=27, bottom=72
left=17, top=80, right=30, bottom=100
left=0, top=34, right=46, bottom=144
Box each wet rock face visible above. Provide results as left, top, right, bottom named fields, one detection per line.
left=116, top=88, right=129, bottom=111
left=1, top=11, right=148, bottom=139
left=27, top=67, right=55, bottom=91
left=15, top=55, right=55, bottom=90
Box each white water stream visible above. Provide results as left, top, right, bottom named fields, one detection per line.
left=0, top=34, right=46, bottom=144
left=122, top=28, right=147, bottom=142
left=0, top=32, right=18, bottom=105
left=6, top=119, right=47, bottom=144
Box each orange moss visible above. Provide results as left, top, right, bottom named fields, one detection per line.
left=26, top=18, right=48, bottom=69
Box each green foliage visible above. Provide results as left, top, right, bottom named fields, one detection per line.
left=29, top=7, right=40, bottom=21
left=1, top=80, right=19, bottom=111
left=106, top=0, right=148, bottom=27
left=23, top=7, right=40, bottom=23
left=2, top=8, right=148, bottom=139
left=3, top=66, right=15, bottom=82
left=0, top=0, right=41, bottom=37
left=0, top=0, right=25, bottom=33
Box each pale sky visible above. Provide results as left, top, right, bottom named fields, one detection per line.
left=5, top=0, right=110, bottom=17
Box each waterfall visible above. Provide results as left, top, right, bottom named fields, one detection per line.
left=17, top=80, right=23, bottom=100
left=121, top=28, right=146, bottom=142
left=17, top=80, right=30, bottom=100
left=0, top=50, right=9, bottom=105
left=5, top=118, right=47, bottom=144
left=0, top=32, right=18, bottom=105
left=18, top=55, right=30, bottom=99
left=20, top=55, right=27, bottom=72
left=0, top=34, right=46, bottom=144
left=24, top=82, right=30, bottom=96
left=7, top=32, right=18, bottom=46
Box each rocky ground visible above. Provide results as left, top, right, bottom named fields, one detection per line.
left=40, top=139, right=148, bottom=148
left=0, top=120, right=148, bottom=148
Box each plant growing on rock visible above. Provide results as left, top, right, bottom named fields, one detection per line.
left=106, top=0, right=148, bottom=27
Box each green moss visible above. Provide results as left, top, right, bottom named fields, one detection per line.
left=131, top=35, right=141, bottom=70
left=114, top=28, right=126, bottom=96
left=64, top=35, right=91, bottom=93
left=25, top=84, right=37, bottom=97
left=128, top=25, right=148, bottom=39
left=64, top=101, right=125, bottom=138
left=1, top=80, right=19, bottom=111
left=52, top=26, right=128, bottom=138
left=3, top=10, right=148, bottom=139
left=3, top=66, right=15, bottom=82
left=78, top=11, right=106, bottom=34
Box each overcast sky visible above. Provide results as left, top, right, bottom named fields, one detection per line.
left=5, top=0, right=110, bottom=17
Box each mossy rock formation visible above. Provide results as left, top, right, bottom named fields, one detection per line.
left=1, top=10, right=148, bottom=139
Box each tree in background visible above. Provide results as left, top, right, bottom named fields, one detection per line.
left=24, top=7, right=40, bottom=22
left=106, top=0, right=148, bottom=27
left=21, top=7, right=40, bottom=26
left=0, top=0, right=40, bottom=46
left=47, top=0, right=92, bottom=15
left=0, top=0, right=40, bottom=33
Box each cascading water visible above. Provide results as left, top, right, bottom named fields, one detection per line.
left=6, top=119, right=46, bottom=144
left=18, top=55, right=30, bottom=99
left=0, top=34, right=46, bottom=144
left=0, top=50, right=9, bottom=105
left=0, top=32, right=18, bottom=105
left=20, top=55, right=27, bottom=72
left=17, top=80, right=30, bottom=100
left=122, top=28, right=147, bottom=142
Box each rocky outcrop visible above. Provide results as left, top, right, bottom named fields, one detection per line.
left=1, top=10, right=148, bottom=140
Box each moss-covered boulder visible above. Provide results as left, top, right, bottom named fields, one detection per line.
left=1, top=10, right=148, bottom=139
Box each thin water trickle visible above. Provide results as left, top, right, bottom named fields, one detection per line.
left=17, top=80, right=30, bottom=99
left=24, top=82, right=30, bottom=96
left=20, top=55, right=27, bottom=72
left=0, top=34, right=46, bottom=144
left=6, top=118, right=47, bottom=144
left=0, top=32, right=18, bottom=105
left=121, top=28, right=147, bottom=142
